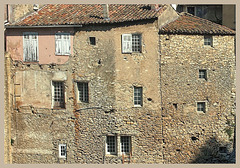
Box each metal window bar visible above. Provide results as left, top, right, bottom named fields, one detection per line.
left=132, top=34, right=141, bottom=52
left=53, top=81, right=65, bottom=108
left=199, top=70, right=206, bottom=79
left=78, top=82, right=89, bottom=103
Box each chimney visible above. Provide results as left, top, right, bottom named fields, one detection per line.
left=151, top=4, right=161, bottom=11
left=102, top=4, right=109, bottom=20
left=33, top=4, right=39, bottom=11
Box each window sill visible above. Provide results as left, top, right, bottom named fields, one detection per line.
left=134, top=105, right=142, bottom=108
left=55, top=54, right=70, bottom=56
left=105, top=154, right=117, bottom=157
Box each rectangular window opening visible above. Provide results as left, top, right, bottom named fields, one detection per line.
left=106, top=136, right=117, bottom=155
left=134, top=86, right=143, bottom=107
left=121, top=136, right=131, bottom=155
left=204, top=36, right=213, bottom=46
left=53, top=81, right=65, bottom=108
left=199, top=69, right=207, bottom=80
left=122, top=34, right=142, bottom=53
left=59, top=144, right=67, bottom=158
left=77, top=82, right=89, bottom=103
left=197, top=102, right=206, bottom=113
left=89, top=37, right=96, bottom=45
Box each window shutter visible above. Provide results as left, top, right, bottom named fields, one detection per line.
left=23, top=33, right=38, bottom=62
left=122, top=34, right=132, bottom=53
left=55, top=34, right=62, bottom=54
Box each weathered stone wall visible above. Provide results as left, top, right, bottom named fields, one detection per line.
left=4, top=53, right=14, bottom=163
left=11, top=63, right=76, bottom=164
left=159, top=34, right=235, bottom=163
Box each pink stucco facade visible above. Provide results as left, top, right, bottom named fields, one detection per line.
left=6, top=27, right=74, bottom=64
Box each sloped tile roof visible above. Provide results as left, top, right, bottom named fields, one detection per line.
left=160, top=12, right=235, bottom=35
left=10, top=4, right=167, bottom=26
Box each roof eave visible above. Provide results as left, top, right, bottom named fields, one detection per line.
left=5, top=25, right=83, bottom=28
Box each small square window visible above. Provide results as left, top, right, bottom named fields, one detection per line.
left=77, top=82, right=89, bottom=103
left=134, top=86, right=143, bottom=107
left=106, top=136, right=117, bottom=155
left=204, top=36, right=213, bottom=46
left=197, top=102, right=206, bottom=113
left=199, top=70, right=207, bottom=80
left=121, top=136, right=131, bottom=154
left=59, top=144, right=67, bottom=158
left=89, top=37, right=96, bottom=45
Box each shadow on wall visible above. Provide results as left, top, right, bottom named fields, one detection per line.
left=191, top=137, right=235, bottom=163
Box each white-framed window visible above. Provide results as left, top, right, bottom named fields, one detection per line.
left=23, top=32, right=38, bottom=62
left=59, top=144, right=67, bottom=158
left=197, top=102, right=206, bottom=113
left=120, top=136, right=131, bottom=155
left=199, top=69, right=207, bottom=80
left=122, top=34, right=142, bottom=53
left=134, top=86, right=143, bottom=107
left=106, top=136, right=117, bottom=155
left=55, top=33, right=71, bottom=55
left=204, top=35, right=213, bottom=46
left=77, top=82, right=89, bottom=103
left=52, top=81, right=65, bottom=108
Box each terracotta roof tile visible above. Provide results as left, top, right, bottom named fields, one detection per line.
left=10, top=4, right=167, bottom=26
left=160, top=12, right=235, bottom=35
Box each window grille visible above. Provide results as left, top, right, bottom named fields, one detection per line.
left=53, top=81, right=65, bottom=108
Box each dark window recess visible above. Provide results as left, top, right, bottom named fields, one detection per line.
left=89, top=37, right=96, bottom=45
left=187, top=7, right=195, bottom=15
left=77, top=82, right=89, bottom=103
left=197, top=102, right=206, bottom=113
left=191, top=136, right=198, bottom=141
left=173, top=103, right=178, bottom=110
left=199, top=70, right=207, bottom=80
left=219, top=147, right=227, bottom=153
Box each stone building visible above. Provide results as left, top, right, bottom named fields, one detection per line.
left=4, top=4, right=235, bottom=164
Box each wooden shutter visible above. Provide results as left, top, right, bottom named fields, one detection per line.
left=55, top=34, right=62, bottom=55
left=122, top=34, right=132, bottom=53
left=56, top=33, right=70, bottom=55
left=23, top=32, right=38, bottom=62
